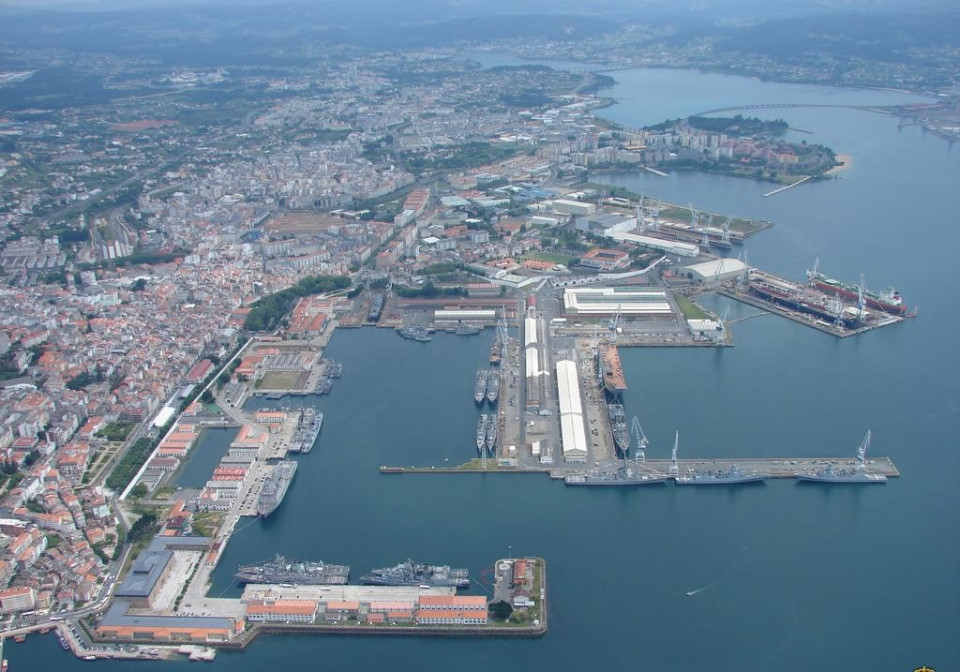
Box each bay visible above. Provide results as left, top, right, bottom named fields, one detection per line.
left=11, top=70, right=958, bottom=672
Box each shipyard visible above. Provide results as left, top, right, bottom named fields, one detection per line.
left=1, top=192, right=908, bottom=660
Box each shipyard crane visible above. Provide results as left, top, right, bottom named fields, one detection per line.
left=651, top=199, right=661, bottom=231
left=608, top=304, right=622, bottom=332
left=630, top=416, right=648, bottom=463
left=669, top=431, right=680, bottom=477
left=735, top=250, right=751, bottom=294
left=855, top=429, right=872, bottom=470
left=721, top=217, right=731, bottom=246
left=808, top=257, right=820, bottom=288
left=701, top=214, right=713, bottom=248
left=688, top=203, right=698, bottom=233
left=717, top=305, right=730, bottom=344
left=856, top=274, right=867, bottom=322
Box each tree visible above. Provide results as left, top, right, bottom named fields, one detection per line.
left=489, top=600, right=513, bottom=621
left=201, top=389, right=214, bottom=404
left=130, top=483, right=148, bottom=499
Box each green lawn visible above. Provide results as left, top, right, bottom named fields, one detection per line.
left=675, top=295, right=712, bottom=320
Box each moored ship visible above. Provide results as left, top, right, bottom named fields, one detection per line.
left=607, top=402, right=630, bottom=455
left=489, top=334, right=502, bottom=365
left=474, top=368, right=488, bottom=403
left=674, top=464, right=770, bottom=485
left=455, top=323, right=482, bottom=336
left=257, top=460, right=297, bottom=517
left=485, top=370, right=500, bottom=404
left=749, top=276, right=862, bottom=328
left=396, top=326, right=432, bottom=342
left=235, top=553, right=350, bottom=585
left=290, top=408, right=323, bottom=454
left=796, top=430, right=887, bottom=483
left=360, top=559, right=470, bottom=588
left=476, top=415, right=487, bottom=455
left=565, top=464, right=670, bottom=486
left=807, top=263, right=908, bottom=315
left=485, top=413, right=497, bottom=455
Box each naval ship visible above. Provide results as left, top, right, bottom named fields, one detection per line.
left=796, top=430, right=886, bottom=483
left=235, top=554, right=350, bottom=585
left=485, top=370, right=500, bottom=404
left=674, top=464, right=770, bottom=485
left=484, top=413, right=497, bottom=455
left=565, top=463, right=670, bottom=486
left=476, top=415, right=487, bottom=455
left=360, top=559, right=470, bottom=588
left=607, top=402, right=630, bottom=455
left=289, top=408, right=323, bottom=454
left=474, top=368, right=488, bottom=403
left=257, top=460, right=297, bottom=516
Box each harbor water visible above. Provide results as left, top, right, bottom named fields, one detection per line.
left=9, top=70, right=958, bottom=671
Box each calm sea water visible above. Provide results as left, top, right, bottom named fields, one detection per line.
left=11, top=70, right=958, bottom=671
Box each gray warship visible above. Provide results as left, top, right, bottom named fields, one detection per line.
left=235, top=554, right=350, bottom=585
left=796, top=430, right=886, bottom=483
left=257, top=460, right=297, bottom=516
left=360, top=559, right=470, bottom=588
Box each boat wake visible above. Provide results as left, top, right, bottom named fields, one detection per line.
left=685, top=580, right=722, bottom=597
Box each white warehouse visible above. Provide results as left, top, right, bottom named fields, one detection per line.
left=563, top=286, right=673, bottom=317
left=606, top=230, right=700, bottom=258
left=555, top=360, right=588, bottom=463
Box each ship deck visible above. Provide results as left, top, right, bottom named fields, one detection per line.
left=598, top=344, right=628, bottom=391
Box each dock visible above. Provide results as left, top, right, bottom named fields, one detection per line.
left=719, top=286, right=904, bottom=338
left=761, top=175, right=811, bottom=197
left=380, top=456, right=899, bottom=480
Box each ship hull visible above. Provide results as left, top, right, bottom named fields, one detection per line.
left=795, top=473, right=886, bottom=483
left=565, top=475, right=670, bottom=486
left=749, top=282, right=859, bottom=328
left=810, top=277, right=907, bottom=315
left=257, top=461, right=297, bottom=517
left=235, top=556, right=350, bottom=585
left=674, top=475, right=769, bottom=485
left=360, top=561, right=470, bottom=588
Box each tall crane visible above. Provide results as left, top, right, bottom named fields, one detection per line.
left=608, top=304, right=622, bottom=332
left=721, top=217, right=731, bottom=246
left=670, top=431, right=680, bottom=477
left=631, top=416, right=648, bottom=463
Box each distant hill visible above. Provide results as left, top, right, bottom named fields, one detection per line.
left=713, top=13, right=960, bottom=62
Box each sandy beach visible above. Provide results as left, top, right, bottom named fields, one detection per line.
left=827, top=153, right=853, bottom=174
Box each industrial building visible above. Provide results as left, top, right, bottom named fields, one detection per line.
left=606, top=230, right=700, bottom=257
left=574, top=212, right=637, bottom=236
left=563, top=286, right=672, bottom=317
left=98, top=601, right=241, bottom=643
left=675, top=258, right=748, bottom=284
left=114, top=536, right=211, bottom=608
left=246, top=599, right=319, bottom=623
left=579, top=248, right=631, bottom=271
left=555, top=360, right=588, bottom=463
left=434, top=309, right=497, bottom=325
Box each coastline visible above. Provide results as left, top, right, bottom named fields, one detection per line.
left=827, top=153, right=853, bottom=174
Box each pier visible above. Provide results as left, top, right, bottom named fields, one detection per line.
left=380, top=456, right=899, bottom=480
left=718, top=285, right=904, bottom=338
left=761, top=175, right=811, bottom=197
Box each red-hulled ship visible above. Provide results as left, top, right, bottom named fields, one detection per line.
left=806, top=261, right=909, bottom=315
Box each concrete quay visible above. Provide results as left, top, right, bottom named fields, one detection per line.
left=380, top=456, right=899, bottom=480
